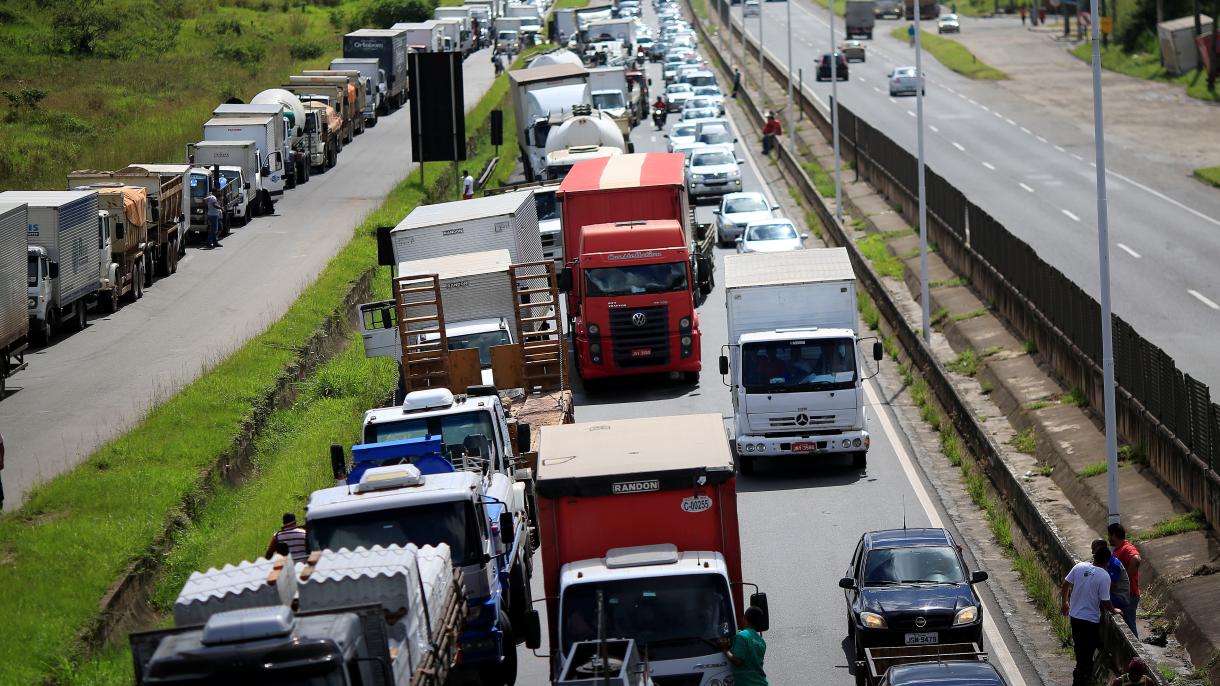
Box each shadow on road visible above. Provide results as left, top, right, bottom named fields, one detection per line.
left=736, top=456, right=866, bottom=492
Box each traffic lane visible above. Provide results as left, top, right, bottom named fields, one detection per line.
left=0, top=49, right=498, bottom=509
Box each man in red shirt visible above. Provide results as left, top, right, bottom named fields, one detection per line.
left=1108, top=523, right=1142, bottom=636
left=761, top=112, right=782, bottom=155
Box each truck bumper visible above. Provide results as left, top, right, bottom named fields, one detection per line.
left=734, top=429, right=869, bottom=457
left=689, top=178, right=742, bottom=199
left=575, top=332, right=701, bottom=381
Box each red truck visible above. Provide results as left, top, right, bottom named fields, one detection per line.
left=534, top=413, right=768, bottom=685
left=556, top=153, right=712, bottom=382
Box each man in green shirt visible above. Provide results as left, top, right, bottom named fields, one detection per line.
left=720, top=606, right=769, bottom=686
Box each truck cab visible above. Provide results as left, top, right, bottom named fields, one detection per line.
left=26, top=246, right=54, bottom=336
left=420, top=317, right=515, bottom=386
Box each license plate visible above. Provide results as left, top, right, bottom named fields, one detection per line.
left=792, top=442, right=818, bottom=452
left=905, top=632, right=938, bottom=645
left=631, top=348, right=652, bottom=357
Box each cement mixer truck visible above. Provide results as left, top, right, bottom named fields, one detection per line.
left=251, top=88, right=312, bottom=187
left=542, top=106, right=626, bottom=181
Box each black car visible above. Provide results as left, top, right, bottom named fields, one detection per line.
left=840, top=529, right=988, bottom=657
left=881, top=660, right=1008, bottom=686
left=816, top=52, right=849, bottom=81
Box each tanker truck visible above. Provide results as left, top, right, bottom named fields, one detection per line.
left=251, top=88, right=312, bottom=187
left=541, top=106, right=626, bottom=181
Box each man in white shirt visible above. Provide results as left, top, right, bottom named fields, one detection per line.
left=463, top=170, right=475, bottom=199
left=1061, top=546, right=1121, bottom=686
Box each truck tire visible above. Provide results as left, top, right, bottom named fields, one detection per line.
left=134, top=261, right=144, bottom=301
left=74, top=301, right=87, bottom=331
left=145, top=252, right=156, bottom=288
left=478, top=612, right=518, bottom=686
left=169, top=241, right=179, bottom=274
left=509, top=560, right=532, bottom=639
left=852, top=451, right=867, bottom=469
left=261, top=190, right=274, bottom=216
left=33, top=316, right=51, bottom=346
left=103, top=287, right=119, bottom=314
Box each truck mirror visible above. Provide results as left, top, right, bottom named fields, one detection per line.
left=873, top=341, right=884, bottom=362
left=557, top=268, right=572, bottom=293
left=748, top=592, right=770, bottom=632
left=244, top=182, right=251, bottom=191
left=718, top=355, right=729, bottom=376
left=524, top=609, right=543, bottom=649
left=329, top=443, right=347, bottom=481
left=48, top=261, right=59, bottom=279
left=261, top=166, right=271, bottom=177
left=516, top=422, right=532, bottom=454
left=838, top=577, right=857, bottom=590
left=498, top=511, right=514, bottom=545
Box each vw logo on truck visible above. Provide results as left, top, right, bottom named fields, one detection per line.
left=632, top=311, right=647, bottom=327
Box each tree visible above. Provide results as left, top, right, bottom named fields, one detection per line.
left=51, top=0, right=119, bottom=55
left=361, top=0, right=436, bottom=28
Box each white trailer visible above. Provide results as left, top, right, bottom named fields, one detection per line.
left=393, top=20, right=444, bottom=52
left=211, top=105, right=299, bottom=190
left=719, top=249, right=883, bottom=473
left=509, top=64, right=591, bottom=180
left=329, top=57, right=385, bottom=125
left=433, top=18, right=464, bottom=53
left=0, top=202, right=28, bottom=394
left=390, top=189, right=543, bottom=266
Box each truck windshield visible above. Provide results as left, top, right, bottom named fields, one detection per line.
left=592, top=92, right=625, bottom=110
left=309, top=500, right=482, bottom=565
left=561, top=574, right=734, bottom=661
left=364, top=410, right=499, bottom=463
left=584, top=262, right=687, bottom=297
left=448, top=329, right=511, bottom=367
left=189, top=175, right=208, bottom=198
left=741, top=338, right=857, bottom=392
left=535, top=191, right=560, bottom=221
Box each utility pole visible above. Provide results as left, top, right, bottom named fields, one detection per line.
left=758, top=2, right=765, bottom=108
left=830, top=0, right=842, bottom=222
left=788, top=0, right=795, bottom=152
left=915, top=5, right=929, bottom=341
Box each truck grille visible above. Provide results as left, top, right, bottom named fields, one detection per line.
left=541, top=232, right=561, bottom=262
left=609, top=305, right=670, bottom=369
left=768, top=414, right=836, bottom=429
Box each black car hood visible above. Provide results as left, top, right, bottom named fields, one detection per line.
left=858, top=584, right=975, bottom=615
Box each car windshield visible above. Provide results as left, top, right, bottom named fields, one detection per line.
left=672, top=124, right=697, bottom=138
left=535, top=191, right=559, bottom=220
left=561, top=574, right=734, bottom=661
left=27, top=254, right=38, bottom=287
left=667, top=84, right=692, bottom=94
left=364, top=410, right=498, bottom=464
left=941, top=14, right=958, bottom=20
left=685, top=97, right=712, bottom=109
left=863, top=545, right=966, bottom=585
left=895, top=68, right=917, bottom=77
left=725, top=196, right=769, bottom=214
left=692, top=151, right=734, bottom=166
left=584, top=262, right=687, bottom=297
left=447, top=329, right=511, bottom=367
left=698, top=131, right=733, bottom=145
left=593, top=91, right=625, bottom=109
left=747, top=223, right=798, bottom=241
left=686, top=75, right=715, bottom=87
left=694, top=87, right=721, bottom=97
left=308, top=500, right=482, bottom=565
left=741, top=338, right=857, bottom=392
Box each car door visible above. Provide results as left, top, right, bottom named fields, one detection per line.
left=845, top=538, right=864, bottom=612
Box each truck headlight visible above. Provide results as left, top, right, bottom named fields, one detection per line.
left=681, top=335, right=691, bottom=346
left=953, top=606, right=978, bottom=625
left=28, top=297, right=36, bottom=308
left=588, top=323, right=599, bottom=336
left=852, top=438, right=862, bottom=447
left=859, top=612, right=887, bottom=629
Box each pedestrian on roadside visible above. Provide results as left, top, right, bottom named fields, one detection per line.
left=1110, top=658, right=1154, bottom=686
left=204, top=188, right=222, bottom=249
left=761, top=112, right=782, bottom=155
left=265, top=512, right=308, bottom=563
left=719, top=605, right=768, bottom=686
left=907, top=23, right=915, bottom=46
left=1109, top=522, right=1143, bottom=636
left=732, top=67, right=742, bottom=98
left=493, top=52, right=505, bottom=76
left=1020, top=5, right=1027, bottom=25
left=1061, top=546, right=1121, bottom=686
left=462, top=170, right=475, bottom=199
left=1092, top=538, right=1133, bottom=616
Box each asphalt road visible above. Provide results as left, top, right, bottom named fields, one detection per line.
left=0, top=50, right=497, bottom=510
left=514, top=12, right=1038, bottom=683
left=728, top=0, right=1220, bottom=390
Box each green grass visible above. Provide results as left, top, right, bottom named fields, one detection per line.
left=1072, top=42, right=1220, bottom=103
left=1023, top=399, right=1052, bottom=411
left=0, top=53, right=522, bottom=684
left=1079, top=461, right=1109, bottom=478
left=1134, top=510, right=1208, bottom=542
left=947, top=349, right=980, bottom=376
left=889, top=28, right=1008, bottom=80
left=810, top=0, right=846, bottom=17
left=554, top=0, right=591, bottom=7
left=859, top=290, right=880, bottom=331
left=858, top=233, right=904, bottom=278
left=951, top=307, right=987, bottom=322
left=1063, top=387, right=1089, bottom=407
left=1011, top=427, right=1037, bottom=454
left=801, top=159, right=841, bottom=198
left=1194, top=165, right=1220, bottom=187
left=930, top=276, right=966, bottom=289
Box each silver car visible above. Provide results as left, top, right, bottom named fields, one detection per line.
left=686, top=145, right=743, bottom=202
left=693, top=86, right=726, bottom=113
left=666, top=123, right=700, bottom=150
left=736, top=219, right=807, bottom=253
left=714, top=192, right=778, bottom=246
left=888, top=66, right=925, bottom=96
left=665, top=82, right=694, bottom=111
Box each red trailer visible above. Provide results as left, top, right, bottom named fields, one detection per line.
left=536, top=413, right=764, bottom=685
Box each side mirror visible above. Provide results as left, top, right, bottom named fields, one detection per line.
left=48, top=261, right=59, bottom=279
left=771, top=205, right=780, bottom=211
left=800, top=233, right=810, bottom=240
left=718, top=355, right=729, bottom=376
left=838, top=577, right=857, bottom=590
left=524, top=609, right=543, bottom=649
left=557, top=268, right=573, bottom=293
left=515, top=422, right=532, bottom=454
left=736, top=158, right=744, bottom=165
left=498, top=511, right=514, bottom=545
left=735, top=236, right=743, bottom=243
left=712, top=209, right=722, bottom=216
left=873, top=341, right=884, bottom=361
left=748, top=592, right=770, bottom=631
left=734, top=137, right=739, bottom=143
left=329, top=443, right=348, bottom=481
left=970, top=570, right=989, bottom=584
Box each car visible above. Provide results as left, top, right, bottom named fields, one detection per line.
left=816, top=52, right=849, bottom=81
left=879, top=661, right=1008, bottom=686
left=693, top=85, right=726, bottom=113
left=937, top=13, right=961, bottom=33
left=665, top=82, right=694, bottom=111
left=695, top=125, right=736, bottom=148
left=685, top=144, right=743, bottom=201
left=840, top=528, right=988, bottom=658
left=681, top=106, right=720, bottom=121
left=666, top=122, right=700, bottom=150
left=714, top=192, right=778, bottom=246
left=736, top=219, right=806, bottom=253
left=681, top=69, right=718, bottom=89
left=744, top=0, right=761, bottom=16
left=888, top=66, right=925, bottom=96
left=670, top=141, right=707, bottom=160
left=682, top=96, right=717, bottom=113
left=840, top=40, right=867, bottom=63
left=648, top=39, right=669, bottom=61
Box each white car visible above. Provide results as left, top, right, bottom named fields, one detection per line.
left=888, top=66, right=925, bottom=96
left=667, top=122, right=700, bottom=150
left=682, top=96, right=717, bottom=113
left=937, top=13, right=960, bottom=33
left=695, top=123, right=735, bottom=147
left=686, top=144, right=743, bottom=201
left=665, top=82, right=694, bottom=111
left=670, top=141, right=707, bottom=160
left=693, top=85, right=726, bottom=113
left=736, top=218, right=807, bottom=253
left=681, top=106, right=720, bottom=122
left=714, top=192, right=778, bottom=246
left=744, top=0, right=761, bottom=16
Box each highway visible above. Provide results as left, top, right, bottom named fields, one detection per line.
left=727, top=0, right=1220, bottom=391
left=514, top=11, right=1039, bottom=682
left=0, top=51, right=496, bottom=510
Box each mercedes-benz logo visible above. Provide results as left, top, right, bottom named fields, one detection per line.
left=632, top=312, right=647, bottom=327
left=914, top=617, right=927, bottom=628
left=795, top=413, right=809, bottom=426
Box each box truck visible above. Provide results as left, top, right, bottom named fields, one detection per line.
left=434, top=7, right=475, bottom=52
left=343, top=28, right=410, bottom=111
left=536, top=413, right=769, bottom=686
left=394, top=20, right=445, bottom=52
left=212, top=104, right=301, bottom=190
left=846, top=0, right=877, bottom=38
left=188, top=140, right=270, bottom=219
left=329, top=58, right=385, bottom=126
left=0, top=202, right=28, bottom=395
left=718, top=249, right=884, bottom=474
left=203, top=115, right=286, bottom=198
left=67, top=184, right=149, bottom=311
left=390, top=190, right=544, bottom=267
left=509, top=63, right=591, bottom=181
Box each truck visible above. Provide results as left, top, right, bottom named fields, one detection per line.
left=434, top=7, right=475, bottom=48
left=187, top=166, right=239, bottom=238
left=483, top=181, right=564, bottom=265
left=582, top=17, right=635, bottom=50
left=301, top=70, right=369, bottom=136
left=575, top=3, right=615, bottom=33
left=131, top=545, right=466, bottom=686
left=286, top=76, right=358, bottom=141
left=542, top=108, right=627, bottom=181
left=509, top=63, right=591, bottom=181
left=202, top=115, right=287, bottom=202
left=556, top=153, right=714, bottom=382
left=717, top=249, right=884, bottom=474
left=433, top=18, right=464, bottom=53
left=343, top=28, right=410, bottom=112
left=188, top=140, right=270, bottom=219
left=846, top=0, right=877, bottom=38
left=68, top=184, right=149, bottom=311
left=212, top=104, right=302, bottom=191
left=0, top=190, right=99, bottom=342
left=0, top=202, right=28, bottom=395
left=394, top=20, right=445, bottom=52
left=298, top=100, right=342, bottom=173
left=588, top=65, right=635, bottom=134
left=904, top=0, right=938, bottom=20
left=553, top=8, right=579, bottom=42
left=505, top=3, right=544, bottom=43
left=329, top=57, right=386, bottom=126
left=535, top=413, right=769, bottom=686
left=250, top=89, right=313, bottom=186
left=462, top=4, right=493, bottom=47
left=495, top=16, right=526, bottom=52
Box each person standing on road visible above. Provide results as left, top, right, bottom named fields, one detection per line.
left=1061, top=546, right=1121, bottom=686
left=761, top=112, right=782, bottom=155
left=462, top=170, right=475, bottom=199
left=1109, top=523, right=1143, bottom=636
left=265, top=512, right=308, bottom=563
left=720, top=606, right=768, bottom=686
left=732, top=67, right=742, bottom=98
left=204, top=189, right=222, bottom=249
left=1020, top=5, right=1027, bottom=25
left=907, top=23, right=915, bottom=46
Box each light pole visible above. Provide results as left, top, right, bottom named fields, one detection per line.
left=758, top=2, right=765, bottom=108
left=787, top=0, right=795, bottom=151
left=915, top=3, right=930, bottom=341
left=1089, top=0, right=1120, bottom=524
left=830, top=0, right=842, bottom=222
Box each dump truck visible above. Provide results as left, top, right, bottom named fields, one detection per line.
left=68, top=183, right=150, bottom=311
left=343, top=28, right=410, bottom=112
left=904, top=0, right=938, bottom=20
left=300, top=70, right=369, bottom=136
left=509, top=64, right=591, bottom=181
left=131, top=545, right=466, bottom=686
left=0, top=202, right=28, bottom=395
left=329, top=58, right=385, bottom=126
left=286, top=76, right=358, bottom=142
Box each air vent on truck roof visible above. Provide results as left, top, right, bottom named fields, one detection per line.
left=605, top=543, right=680, bottom=569
left=355, top=464, right=424, bottom=493
left=402, top=387, right=455, bottom=412
left=201, top=606, right=295, bottom=646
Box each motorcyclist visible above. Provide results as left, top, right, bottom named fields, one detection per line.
left=652, top=96, right=667, bottom=128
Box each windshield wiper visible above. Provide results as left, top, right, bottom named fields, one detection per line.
left=642, top=635, right=722, bottom=650
left=900, top=579, right=958, bottom=585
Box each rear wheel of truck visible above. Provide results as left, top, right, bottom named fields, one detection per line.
left=103, top=287, right=119, bottom=314
left=73, top=301, right=87, bottom=330
left=478, top=612, right=518, bottom=686
left=509, top=560, right=532, bottom=639
left=133, top=261, right=144, bottom=301
left=851, top=451, right=867, bottom=469
left=145, top=253, right=156, bottom=288
left=34, top=315, right=51, bottom=345
left=169, top=241, right=179, bottom=274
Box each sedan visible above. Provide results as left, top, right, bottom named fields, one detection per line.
left=888, top=66, right=925, bottom=96
left=744, top=0, right=761, bottom=16
left=816, top=52, right=849, bottom=81
left=880, top=661, right=1007, bottom=686
left=682, top=96, right=717, bottom=113
left=938, top=13, right=961, bottom=33
left=840, top=40, right=867, bottom=63
left=681, top=106, right=720, bottom=122
left=666, top=123, right=700, bottom=150
left=840, top=528, right=988, bottom=658
left=714, top=192, right=778, bottom=246
left=665, top=83, right=694, bottom=111
left=693, top=85, right=726, bottom=113
left=736, top=219, right=806, bottom=253
left=686, top=145, right=743, bottom=201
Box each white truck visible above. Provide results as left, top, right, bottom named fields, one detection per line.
left=188, top=140, right=270, bottom=219
left=250, top=88, right=313, bottom=186
left=389, top=189, right=544, bottom=267
left=541, top=108, right=626, bottom=180
left=394, top=20, right=444, bottom=52
left=718, top=249, right=884, bottom=474
left=494, top=16, right=525, bottom=51
left=0, top=202, right=28, bottom=394
left=131, top=545, right=465, bottom=686
left=509, top=64, right=591, bottom=181
left=505, top=3, right=544, bottom=43
left=433, top=18, right=464, bottom=53
left=211, top=104, right=303, bottom=191
left=588, top=65, right=635, bottom=134
left=0, top=190, right=99, bottom=343
left=343, top=29, right=410, bottom=112
left=329, top=57, right=385, bottom=126
left=583, top=17, right=635, bottom=50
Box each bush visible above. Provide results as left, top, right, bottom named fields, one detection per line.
left=360, top=0, right=436, bottom=28
left=288, top=40, right=325, bottom=60
left=50, top=0, right=119, bottom=55
left=215, top=41, right=267, bottom=69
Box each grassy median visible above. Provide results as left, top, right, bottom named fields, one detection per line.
left=1072, top=42, right=1220, bottom=103
left=1194, top=165, right=1220, bottom=187
left=890, top=27, right=1007, bottom=80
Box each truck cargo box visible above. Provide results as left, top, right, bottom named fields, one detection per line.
left=0, top=202, right=28, bottom=355
left=390, top=189, right=543, bottom=267
left=724, top=248, right=858, bottom=343
left=344, top=28, right=410, bottom=109
left=0, top=190, right=99, bottom=308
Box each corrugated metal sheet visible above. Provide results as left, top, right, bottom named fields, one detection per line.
left=723, top=248, right=854, bottom=288
left=399, top=250, right=517, bottom=328
left=0, top=203, right=27, bottom=347
left=173, top=557, right=298, bottom=627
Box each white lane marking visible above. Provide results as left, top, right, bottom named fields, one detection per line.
left=929, top=124, right=940, bottom=133
left=858, top=76, right=867, bottom=83
left=1054, top=145, right=1066, bottom=152
left=1116, top=243, right=1141, bottom=259
left=993, top=112, right=1003, bottom=119
left=945, top=86, right=956, bottom=94
left=863, top=381, right=1029, bottom=686
left=1062, top=209, right=1081, bottom=222
left=952, top=141, right=966, bottom=152
left=958, top=92, right=969, bottom=100
left=1020, top=126, right=1031, bottom=134
left=977, top=102, right=986, bottom=109
left=982, top=162, right=996, bottom=170
left=1188, top=289, right=1220, bottom=310
left=1036, top=136, right=1048, bottom=143
left=1005, top=118, right=1016, bottom=126
left=907, top=110, right=916, bottom=118
left=1018, top=182, right=1035, bottom=193
left=890, top=97, right=899, bottom=104
left=1072, top=153, right=1084, bottom=161
left=873, top=86, right=882, bottom=93
left=1105, top=168, right=1220, bottom=229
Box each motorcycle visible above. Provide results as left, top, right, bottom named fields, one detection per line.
left=652, top=107, right=667, bottom=129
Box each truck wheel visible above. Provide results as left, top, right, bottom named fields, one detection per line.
left=262, top=190, right=274, bottom=216
left=103, top=287, right=119, bottom=314
left=145, top=254, right=156, bottom=287
left=509, top=560, right=532, bottom=638
left=852, top=451, right=867, bottom=469
left=170, top=241, right=179, bottom=274
left=33, top=316, right=51, bottom=345
left=134, top=261, right=144, bottom=301
left=74, top=301, right=88, bottom=330
left=478, top=612, right=518, bottom=686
